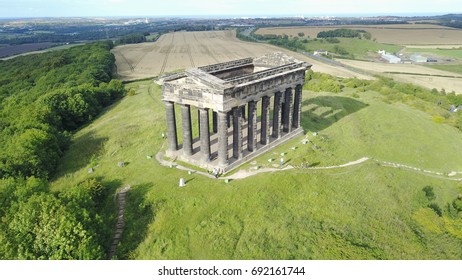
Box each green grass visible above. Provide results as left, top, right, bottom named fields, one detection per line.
left=146, top=33, right=159, bottom=41
left=51, top=80, right=462, bottom=259
left=406, top=48, right=462, bottom=59
left=305, top=38, right=402, bottom=60
left=426, top=64, right=462, bottom=75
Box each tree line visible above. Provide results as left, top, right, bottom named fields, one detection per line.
left=0, top=41, right=125, bottom=259
left=317, top=28, right=371, bottom=40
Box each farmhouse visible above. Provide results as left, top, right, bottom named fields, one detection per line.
left=381, top=53, right=401, bottom=64
left=162, top=52, right=311, bottom=173
left=410, top=54, right=428, bottom=63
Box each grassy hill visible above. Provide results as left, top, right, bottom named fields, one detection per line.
left=50, top=79, right=462, bottom=259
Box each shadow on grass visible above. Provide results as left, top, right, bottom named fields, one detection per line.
left=301, top=95, right=368, bottom=132
left=97, top=178, right=123, bottom=254
left=53, top=130, right=108, bottom=178
left=115, top=182, right=157, bottom=259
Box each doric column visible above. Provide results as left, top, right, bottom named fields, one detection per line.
left=293, top=84, right=302, bottom=129
left=197, top=108, right=201, bottom=137
left=247, top=100, right=257, bottom=152
left=181, top=104, right=193, bottom=156
left=241, top=105, right=246, bottom=121
left=261, top=96, right=270, bottom=145
left=232, top=106, right=243, bottom=159
left=283, top=87, right=293, bottom=133
left=212, top=111, right=218, bottom=133
left=272, top=91, right=283, bottom=139
left=199, top=108, right=211, bottom=162
left=217, top=111, right=228, bottom=166
left=227, top=111, right=232, bottom=128
left=164, top=101, right=178, bottom=151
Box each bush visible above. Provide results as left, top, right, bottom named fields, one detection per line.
left=423, top=186, right=436, bottom=200
left=453, top=198, right=462, bottom=212
left=127, top=89, right=137, bottom=96
left=428, top=203, right=443, bottom=217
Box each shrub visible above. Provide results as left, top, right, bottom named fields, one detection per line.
left=422, top=186, right=436, bottom=201
left=428, top=203, right=443, bottom=217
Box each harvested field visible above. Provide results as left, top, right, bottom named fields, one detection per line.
left=338, top=59, right=462, bottom=94
left=112, top=30, right=371, bottom=81
left=256, top=24, right=462, bottom=45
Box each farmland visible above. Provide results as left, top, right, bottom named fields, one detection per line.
left=0, top=42, right=55, bottom=58
left=337, top=59, right=462, bottom=93
left=254, top=24, right=462, bottom=94
left=255, top=24, right=462, bottom=45
left=112, top=30, right=371, bottom=81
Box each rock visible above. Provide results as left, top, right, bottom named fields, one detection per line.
left=88, top=168, right=94, bottom=173
left=117, top=162, right=125, bottom=167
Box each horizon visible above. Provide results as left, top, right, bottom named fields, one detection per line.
left=0, top=12, right=459, bottom=21
left=1, top=0, right=461, bottom=19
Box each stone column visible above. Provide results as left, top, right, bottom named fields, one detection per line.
left=227, top=111, right=232, bottom=128
left=241, top=105, right=246, bottom=121
left=283, top=87, right=293, bottom=133
left=181, top=104, right=193, bottom=156
left=197, top=109, right=201, bottom=137
left=293, top=84, right=302, bottom=129
left=199, top=108, right=211, bottom=162
left=247, top=100, right=257, bottom=152
left=164, top=101, right=178, bottom=151
left=217, top=111, right=228, bottom=166
left=232, top=106, right=243, bottom=159
left=261, top=96, right=270, bottom=145
left=272, top=91, right=283, bottom=139
left=212, top=111, right=218, bottom=133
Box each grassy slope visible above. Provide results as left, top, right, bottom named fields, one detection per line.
left=51, top=81, right=462, bottom=260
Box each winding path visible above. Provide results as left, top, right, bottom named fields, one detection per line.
left=156, top=149, right=462, bottom=181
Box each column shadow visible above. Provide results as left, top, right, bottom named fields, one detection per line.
left=301, top=96, right=368, bottom=132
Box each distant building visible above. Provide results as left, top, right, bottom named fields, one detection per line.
left=410, top=54, right=428, bottom=63
left=314, top=50, right=328, bottom=56
left=381, top=53, right=401, bottom=63
left=427, top=58, right=437, bottom=62
left=378, top=50, right=386, bottom=55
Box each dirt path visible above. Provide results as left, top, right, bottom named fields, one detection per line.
left=108, top=185, right=130, bottom=259
left=156, top=150, right=462, bottom=181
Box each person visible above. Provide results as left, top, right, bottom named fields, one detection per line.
left=213, top=168, right=219, bottom=178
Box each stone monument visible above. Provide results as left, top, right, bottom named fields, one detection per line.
left=161, top=52, right=311, bottom=173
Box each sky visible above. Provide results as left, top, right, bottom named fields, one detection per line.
left=0, top=0, right=461, bottom=18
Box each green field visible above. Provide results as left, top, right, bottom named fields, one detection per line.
left=51, top=79, right=462, bottom=259
left=426, top=64, right=462, bottom=75
left=406, top=48, right=462, bottom=59
left=304, top=38, right=401, bottom=60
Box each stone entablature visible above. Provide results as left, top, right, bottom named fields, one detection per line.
left=161, top=52, right=311, bottom=172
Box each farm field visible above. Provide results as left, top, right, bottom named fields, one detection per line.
left=337, top=59, right=462, bottom=93
left=0, top=43, right=84, bottom=60
left=112, top=30, right=371, bottom=81
left=255, top=24, right=462, bottom=45
left=50, top=79, right=462, bottom=259
left=405, top=47, right=462, bottom=59
left=0, top=42, right=55, bottom=58
left=302, top=37, right=401, bottom=60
